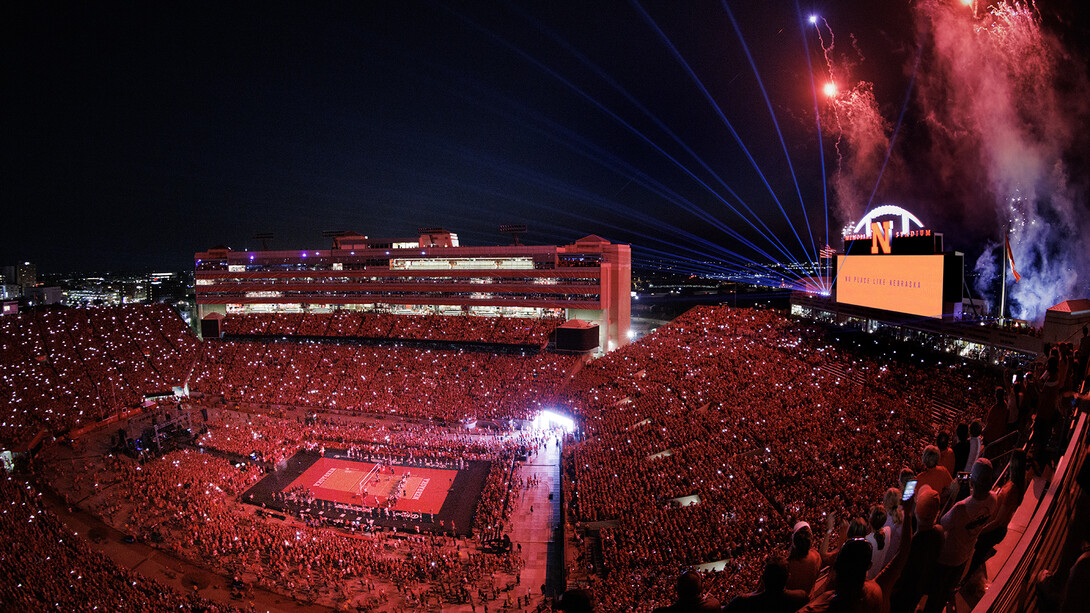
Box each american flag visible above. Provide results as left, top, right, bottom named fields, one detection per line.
left=819, top=245, right=837, bottom=259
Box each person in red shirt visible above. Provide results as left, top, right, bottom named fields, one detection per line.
left=916, top=445, right=955, bottom=509
left=651, top=571, right=721, bottom=613
left=786, top=522, right=823, bottom=597
left=924, top=459, right=997, bottom=613
left=725, top=555, right=809, bottom=613
left=983, top=386, right=1009, bottom=444
left=936, top=432, right=957, bottom=477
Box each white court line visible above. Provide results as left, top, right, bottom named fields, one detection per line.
left=411, top=478, right=430, bottom=500
left=312, top=467, right=337, bottom=488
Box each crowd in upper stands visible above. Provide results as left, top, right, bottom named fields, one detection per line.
left=0, top=305, right=198, bottom=445
left=557, top=306, right=1079, bottom=611
left=2, top=303, right=1086, bottom=612
left=189, top=339, right=578, bottom=421
left=221, top=311, right=565, bottom=347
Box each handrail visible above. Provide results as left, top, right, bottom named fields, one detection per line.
left=972, top=411, right=1088, bottom=612
left=984, top=429, right=1021, bottom=453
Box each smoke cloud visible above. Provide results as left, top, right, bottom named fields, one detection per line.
left=911, top=0, right=1090, bottom=322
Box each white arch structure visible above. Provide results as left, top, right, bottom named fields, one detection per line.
left=852, top=205, right=925, bottom=236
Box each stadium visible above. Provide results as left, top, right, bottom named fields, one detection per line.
left=9, top=0, right=1090, bottom=609
left=1, top=225, right=1087, bottom=613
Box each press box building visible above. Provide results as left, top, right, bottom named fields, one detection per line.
left=195, top=230, right=631, bottom=352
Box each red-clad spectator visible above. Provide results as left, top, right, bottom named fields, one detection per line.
left=916, top=445, right=955, bottom=508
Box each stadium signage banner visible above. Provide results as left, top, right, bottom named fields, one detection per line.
left=835, top=254, right=945, bottom=318
left=842, top=226, right=933, bottom=243
left=842, top=205, right=931, bottom=254
left=838, top=222, right=935, bottom=254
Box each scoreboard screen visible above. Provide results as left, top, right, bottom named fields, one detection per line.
left=836, top=255, right=946, bottom=318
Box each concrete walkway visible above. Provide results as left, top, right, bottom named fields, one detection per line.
left=499, top=433, right=564, bottom=610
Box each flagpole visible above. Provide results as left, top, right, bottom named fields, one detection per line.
left=999, top=229, right=1007, bottom=322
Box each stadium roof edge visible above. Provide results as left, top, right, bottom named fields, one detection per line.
left=1047, top=298, right=1090, bottom=314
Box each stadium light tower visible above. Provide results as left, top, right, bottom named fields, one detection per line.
left=253, top=233, right=274, bottom=250
left=322, top=230, right=350, bottom=248
left=499, top=224, right=527, bottom=246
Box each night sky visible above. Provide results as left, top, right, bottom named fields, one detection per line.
left=5, top=1, right=1089, bottom=275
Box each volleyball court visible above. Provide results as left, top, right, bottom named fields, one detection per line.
left=285, top=456, right=455, bottom=514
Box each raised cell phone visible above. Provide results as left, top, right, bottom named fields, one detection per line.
left=902, top=479, right=917, bottom=501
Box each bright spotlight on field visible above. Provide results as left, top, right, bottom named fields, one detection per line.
left=531, top=410, right=576, bottom=432
left=823, top=82, right=838, bottom=97
left=808, top=15, right=817, bottom=24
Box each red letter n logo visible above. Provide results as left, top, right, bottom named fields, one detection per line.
left=871, top=221, right=893, bottom=254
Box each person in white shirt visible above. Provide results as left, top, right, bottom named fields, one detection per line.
left=865, top=505, right=893, bottom=580
left=923, top=458, right=997, bottom=613
left=964, top=420, right=984, bottom=473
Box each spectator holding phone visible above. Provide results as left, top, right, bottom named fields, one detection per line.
left=889, top=485, right=945, bottom=613
left=923, top=459, right=997, bottom=613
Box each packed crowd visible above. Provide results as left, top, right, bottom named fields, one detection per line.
left=195, top=411, right=302, bottom=466
left=42, top=421, right=530, bottom=610
left=221, top=311, right=565, bottom=346
left=474, top=455, right=520, bottom=540
left=0, top=476, right=242, bottom=612
left=559, top=306, right=1007, bottom=609
left=188, top=410, right=531, bottom=540
left=7, top=303, right=1076, bottom=611
left=189, top=339, right=578, bottom=421
left=194, top=409, right=539, bottom=466
left=0, top=305, right=199, bottom=445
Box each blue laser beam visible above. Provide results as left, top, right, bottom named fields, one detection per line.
left=440, top=2, right=811, bottom=271
left=503, top=3, right=810, bottom=271
left=721, top=0, right=819, bottom=264
left=797, top=0, right=832, bottom=292
left=632, top=0, right=814, bottom=264
left=440, top=145, right=812, bottom=284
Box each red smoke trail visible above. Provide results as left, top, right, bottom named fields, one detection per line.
left=827, top=83, right=891, bottom=226
left=813, top=18, right=894, bottom=231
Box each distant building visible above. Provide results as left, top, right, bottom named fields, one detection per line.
left=195, top=230, right=632, bottom=351
left=1, top=261, right=39, bottom=298
left=16, top=261, right=36, bottom=291
left=65, top=287, right=121, bottom=305
left=25, top=286, right=63, bottom=306
left=2, top=265, right=23, bottom=299
left=146, top=272, right=188, bottom=303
